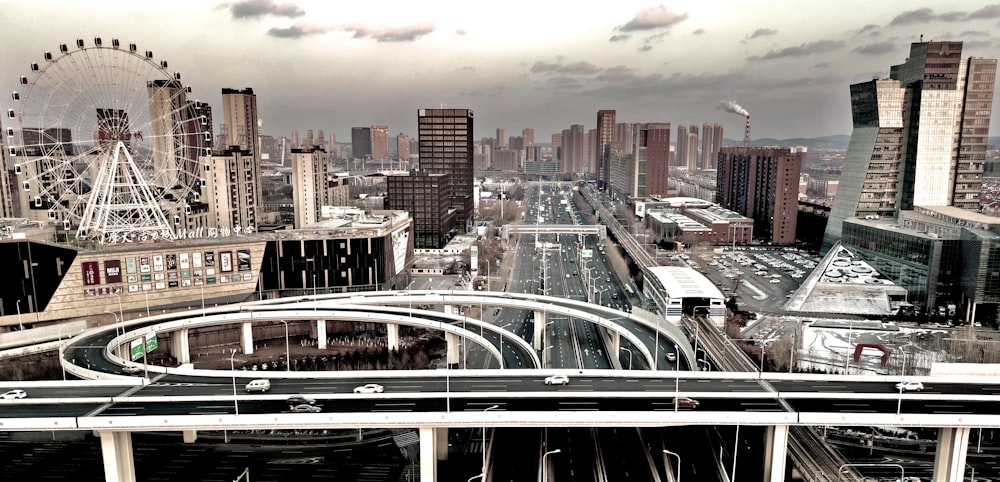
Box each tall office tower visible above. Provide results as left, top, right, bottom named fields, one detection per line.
left=219, top=87, right=261, bottom=226
left=616, top=123, right=634, bottom=155
left=565, top=125, right=586, bottom=175
left=685, top=125, right=700, bottom=172
left=290, top=146, right=329, bottom=228
left=351, top=127, right=373, bottom=159
left=596, top=110, right=616, bottom=189
left=397, top=133, right=411, bottom=162
left=701, top=123, right=724, bottom=170
left=522, top=128, right=535, bottom=161
left=371, top=125, right=390, bottom=160
left=551, top=132, right=562, bottom=163
left=675, top=124, right=689, bottom=167
left=201, top=147, right=261, bottom=230
left=496, top=128, right=506, bottom=149
left=823, top=41, right=997, bottom=248
left=291, top=130, right=300, bottom=149
left=587, top=129, right=598, bottom=177
left=418, top=108, right=474, bottom=231
left=147, top=79, right=200, bottom=194
left=716, top=147, right=801, bottom=245
left=636, top=123, right=672, bottom=198
left=387, top=170, right=455, bottom=248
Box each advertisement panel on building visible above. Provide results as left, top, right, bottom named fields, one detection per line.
left=82, top=261, right=101, bottom=286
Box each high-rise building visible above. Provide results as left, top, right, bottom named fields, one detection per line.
left=219, top=88, right=261, bottom=229
left=396, top=133, right=411, bottom=163
left=636, top=123, right=672, bottom=198
left=371, top=125, right=390, bottom=160
left=290, top=146, right=328, bottom=228
left=716, top=147, right=801, bottom=245
left=0, top=117, right=12, bottom=218
left=701, top=123, right=723, bottom=170
left=496, top=128, right=506, bottom=149
left=596, top=110, right=616, bottom=189
left=551, top=132, right=562, bottom=164
left=823, top=41, right=997, bottom=248
left=351, top=127, right=372, bottom=160
left=387, top=170, right=455, bottom=248
left=201, top=147, right=261, bottom=230
left=418, top=108, right=474, bottom=231
left=220, top=88, right=259, bottom=161
left=616, top=123, right=634, bottom=156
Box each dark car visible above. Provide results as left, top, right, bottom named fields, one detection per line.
left=289, top=404, right=322, bottom=413
left=673, top=397, right=699, bottom=409
left=286, top=395, right=316, bottom=406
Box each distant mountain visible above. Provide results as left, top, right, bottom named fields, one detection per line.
left=722, top=135, right=851, bottom=150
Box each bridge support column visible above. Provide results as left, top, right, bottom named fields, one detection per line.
left=444, top=304, right=456, bottom=315
left=533, top=310, right=546, bottom=351
left=933, top=427, right=970, bottom=482
left=419, top=426, right=445, bottom=481
left=608, top=331, right=620, bottom=362
left=182, top=430, right=197, bottom=443
left=240, top=321, right=254, bottom=355
left=763, top=424, right=788, bottom=482
left=169, top=328, right=190, bottom=364
left=315, top=319, right=327, bottom=349
left=446, top=332, right=460, bottom=367
left=387, top=323, right=400, bottom=351
left=99, top=431, right=136, bottom=482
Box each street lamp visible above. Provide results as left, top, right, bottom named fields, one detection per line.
left=229, top=348, right=240, bottom=416
left=467, top=474, right=484, bottom=482
left=542, top=448, right=561, bottom=482
left=482, top=405, right=499, bottom=475
left=620, top=346, right=633, bottom=370
left=104, top=310, right=122, bottom=359
left=279, top=320, right=290, bottom=371
left=662, top=449, right=681, bottom=482
left=57, top=324, right=67, bottom=381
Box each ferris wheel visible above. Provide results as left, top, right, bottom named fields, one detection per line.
left=6, top=37, right=209, bottom=243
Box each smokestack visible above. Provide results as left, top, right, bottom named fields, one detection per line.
left=744, top=115, right=751, bottom=149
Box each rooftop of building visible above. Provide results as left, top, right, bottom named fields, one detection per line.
left=784, top=243, right=907, bottom=316
left=646, top=211, right=712, bottom=231
left=647, top=266, right=725, bottom=300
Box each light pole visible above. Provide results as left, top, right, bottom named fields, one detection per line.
left=467, top=474, right=484, bottom=482
left=57, top=324, right=67, bottom=381
left=896, top=351, right=907, bottom=415
left=620, top=346, right=633, bottom=370
left=663, top=449, right=681, bottom=482
left=104, top=311, right=122, bottom=359
left=482, top=405, right=499, bottom=475
left=142, top=286, right=150, bottom=317
left=229, top=348, right=240, bottom=416
left=112, top=293, right=124, bottom=340
left=542, top=448, right=561, bottom=482
left=279, top=320, right=290, bottom=371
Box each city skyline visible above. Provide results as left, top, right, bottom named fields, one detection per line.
left=2, top=0, right=1000, bottom=142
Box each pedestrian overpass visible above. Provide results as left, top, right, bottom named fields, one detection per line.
left=501, top=224, right=607, bottom=240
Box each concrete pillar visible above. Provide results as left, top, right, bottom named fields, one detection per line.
left=609, top=331, right=621, bottom=360
left=99, top=431, right=136, bottom=482
left=240, top=321, right=254, bottom=355
left=763, top=425, right=789, bottom=482
left=182, top=430, right=197, bottom=443
left=316, top=319, right=327, bottom=349
left=933, top=426, right=970, bottom=482
left=387, top=323, right=400, bottom=351
left=170, top=328, right=190, bottom=364
left=444, top=304, right=455, bottom=315
left=419, top=426, right=438, bottom=482
left=435, top=427, right=449, bottom=461
left=533, top=310, right=546, bottom=351
left=446, top=332, right=460, bottom=366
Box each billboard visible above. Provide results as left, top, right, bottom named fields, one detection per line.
left=82, top=261, right=101, bottom=286
left=237, top=249, right=251, bottom=272
left=104, top=259, right=122, bottom=284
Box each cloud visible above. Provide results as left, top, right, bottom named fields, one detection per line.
left=343, top=22, right=435, bottom=42
left=746, top=28, right=777, bottom=40
left=814, top=61, right=831, bottom=68
left=267, top=23, right=332, bottom=38
left=618, top=5, right=688, bottom=32
left=638, top=44, right=653, bottom=52
left=692, top=28, right=705, bottom=35
left=889, top=8, right=965, bottom=25
left=530, top=60, right=602, bottom=75
left=960, top=30, right=991, bottom=37
left=748, top=39, right=844, bottom=61
left=221, top=0, right=305, bottom=19
left=856, top=24, right=881, bottom=37
left=609, top=34, right=631, bottom=42
left=968, top=4, right=1000, bottom=18
left=851, top=41, right=896, bottom=55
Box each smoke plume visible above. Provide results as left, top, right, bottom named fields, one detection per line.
left=719, top=100, right=749, bottom=117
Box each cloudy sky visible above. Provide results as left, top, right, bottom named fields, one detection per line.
left=2, top=0, right=999, bottom=143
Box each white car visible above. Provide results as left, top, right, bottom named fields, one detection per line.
left=895, top=381, right=924, bottom=392
left=544, top=374, right=569, bottom=385
left=121, top=365, right=142, bottom=374
left=353, top=383, right=384, bottom=394
left=1, top=389, right=27, bottom=399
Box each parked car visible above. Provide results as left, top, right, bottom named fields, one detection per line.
left=673, top=397, right=699, bottom=409
left=354, top=383, right=384, bottom=394
left=895, top=381, right=924, bottom=392
left=285, top=395, right=316, bottom=406
left=544, top=374, right=569, bottom=385
left=289, top=404, right=322, bottom=413
left=1, top=389, right=27, bottom=399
